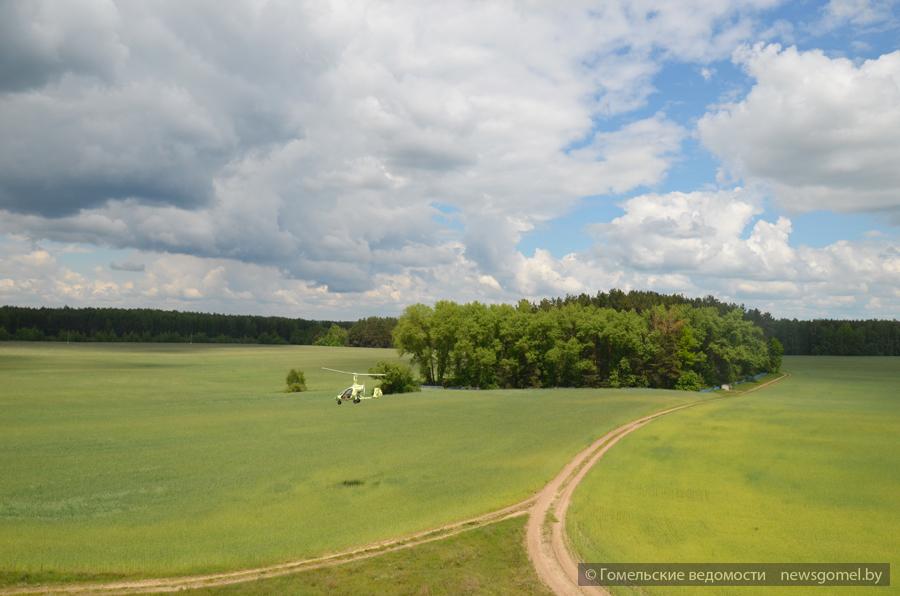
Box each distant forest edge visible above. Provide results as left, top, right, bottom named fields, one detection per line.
left=0, top=289, right=897, bottom=356
left=0, top=306, right=395, bottom=348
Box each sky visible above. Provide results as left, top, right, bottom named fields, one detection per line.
left=0, top=0, right=898, bottom=320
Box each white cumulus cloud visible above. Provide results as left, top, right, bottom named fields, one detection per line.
left=699, top=44, right=900, bottom=218
left=1, top=2, right=896, bottom=320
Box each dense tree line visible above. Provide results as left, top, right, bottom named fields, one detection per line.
left=538, top=289, right=741, bottom=314
left=551, top=291, right=900, bottom=356
left=2, top=293, right=896, bottom=356
left=348, top=317, right=397, bottom=348
left=0, top=306, right=401, bottom=348
left=743, top=311, right=899, bottom=356
left=393, top=300, right=781, bottom=390
left=0, top=306, right=352, bottom=345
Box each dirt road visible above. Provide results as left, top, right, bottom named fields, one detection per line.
left=0, top=501, right=533, bottom=595
left=524, top=373, right=788, bottom=595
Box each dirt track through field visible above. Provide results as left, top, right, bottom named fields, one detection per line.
left=3, top=374, right=786, bottom=595
left=0, top=500, right=534, bottom=595
left=524, top=373, right=788, bottom=595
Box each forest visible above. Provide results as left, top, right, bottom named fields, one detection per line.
left=548, top=291, right=899, bottom=356
left=1, top=290, right=897, bottom=356
left=393, top=300, right=780, bottom=390
left=0, top=306, right=395, bottom=348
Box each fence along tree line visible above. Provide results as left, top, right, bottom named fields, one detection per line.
left=393, top=300, right=782, bottom=390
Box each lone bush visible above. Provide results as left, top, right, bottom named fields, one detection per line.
left=314, top=324, right=349, bottom=346
left=369, top=361, right=420, bottom=394
left=674, top=370, right=704, bottom=391
left=286, top=368, right=307, bottom=392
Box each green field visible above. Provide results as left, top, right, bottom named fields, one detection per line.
left=568, top=356, right=900, bottom=595
left=187, top=516, right=551, bottom=596
left=0, top=343, right=695, bottom=584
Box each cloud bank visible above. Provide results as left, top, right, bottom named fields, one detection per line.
left=0, top=1, right=897, bottom=318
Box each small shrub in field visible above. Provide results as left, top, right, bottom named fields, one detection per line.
left=369, top=361, right=420, bottom=394
left=286, top=369, right=307, bottom=392
left=675, top=370, right=704, bottom=391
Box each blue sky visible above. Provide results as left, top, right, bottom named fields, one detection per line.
left=0, top=0, right=897, bottom=319
left=521, top=4, right=900, bottom=259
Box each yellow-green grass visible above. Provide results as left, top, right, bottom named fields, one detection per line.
left=0, top=343, right=696, bottom=584
left=188, top=516, right=551, bottom=596
left=568, top=356, right=900, bottom=596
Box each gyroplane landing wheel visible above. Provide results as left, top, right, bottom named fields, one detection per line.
left=336, top=398, right=342, bottom=405
left=353, top=397, right=361, bottom=404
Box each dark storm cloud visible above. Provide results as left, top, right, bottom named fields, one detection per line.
left=0, top=173, right=215, bottom=217
left=0, top=1, right=319, bottom=218
left=0, top=1, right=125, bottom=92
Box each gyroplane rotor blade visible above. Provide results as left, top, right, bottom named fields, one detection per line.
left=322, top=367, right=386, bottom=376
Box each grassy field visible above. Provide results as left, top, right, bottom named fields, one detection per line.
left=568, top=356, right=900, bottom=595
left=0, top=342, right=696, bottom=584
left=187, top=516, right=551, bottom=596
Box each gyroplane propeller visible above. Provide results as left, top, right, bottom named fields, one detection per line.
left=322, top=367, right=385, bottom=405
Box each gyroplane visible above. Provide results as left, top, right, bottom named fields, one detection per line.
left=322, top=367, right=385, bottom=405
